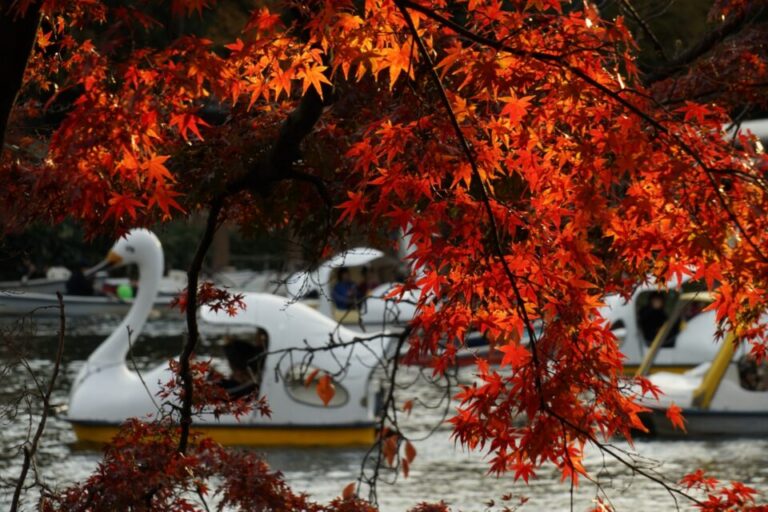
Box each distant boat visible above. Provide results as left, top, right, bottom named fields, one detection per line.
left=0, top=264, right=106, bottom=295
left=0, top=259, right=186, bottom=318
left=0, top=290, right=177, bottom=317
left=603, top=286, right=722, bottom=374
left=285, top=247, right=418, bottom=329
left=636, top=330, right=768, bottom=437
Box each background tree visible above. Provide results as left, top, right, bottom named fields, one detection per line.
left=1, top=0, right=767, bottom=510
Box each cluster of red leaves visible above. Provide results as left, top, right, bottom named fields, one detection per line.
left=171, top=282, right=246, bottom=317
left=325, top=0, right=768, bottom=484
left=41, top=418, right=396, bottom=511
left=680, top=469, right=765, bottom=511
left=159, top=358, right=270, bottom=420
left=380, top=427, right=419, bottom=478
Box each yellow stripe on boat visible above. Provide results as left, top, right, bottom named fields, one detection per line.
left=692, top=331, right=737, bottom=409
left=71, top=423, right=377, bottom=447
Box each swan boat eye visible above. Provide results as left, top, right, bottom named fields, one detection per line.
left=125, top=246, right=136, bottom=254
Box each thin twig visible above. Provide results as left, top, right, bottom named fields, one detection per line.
left=10, top=292, right=65, bottom=512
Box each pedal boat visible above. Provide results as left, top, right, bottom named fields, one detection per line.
left=636, top=328, right=768, bottom=437
left=67, top=230, right=389, bottom=446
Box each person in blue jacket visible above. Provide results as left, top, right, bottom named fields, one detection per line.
left=332, top=267, right=358, bottom=310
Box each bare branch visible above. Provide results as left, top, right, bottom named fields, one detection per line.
left=644, top=5, right=762, bottom=84
left=10, top=292, right=65, bottom=512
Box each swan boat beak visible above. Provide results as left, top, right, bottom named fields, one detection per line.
left=105, top=251, right=123, bottom=267
left=85, top=251, right=124, bottom=276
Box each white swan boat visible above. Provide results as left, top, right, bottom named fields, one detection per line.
left=636, top=330, right=768, bottom=437
left=67, top=230, right=390, bottom=446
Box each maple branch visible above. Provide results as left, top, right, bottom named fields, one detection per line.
left=227, top=7, right=334, bottom=201
left=644, top=5, right=762, bottom=84
left=618, top=0, right=669, bottom=62
left=10, top=293, right=65, bottom=512
left=360, top=328, right=409, bottom=503
left=550, top=412, right=703, bottom=507
left=0, top=1, right=42, bottom=153
left=394, top=5, right=735, bottom=506
left=395, top=1, right=546, bottom=402
left=178, top=198, right=223, bottom=454
left=398, top=0, right=768, bottom=263
left=281, top=166, right=333, bottom=210
left=227, top=86, right=330, bottom=195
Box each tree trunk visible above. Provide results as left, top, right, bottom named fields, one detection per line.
left=210, top=222, right=230, bottom=271
left=0, top=2, right=42, bottom=152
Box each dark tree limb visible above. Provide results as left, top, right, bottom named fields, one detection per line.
left=177, top=18, right=335, bottom=454
left=0, top=1, right=42, bottom=153
left=227, top=82, right=333, bottom=197
left=618, top=0, right=669, bottom=62
left=644, top=6, right=760, bottom=84
left=178, top=199, right=223, bottom=454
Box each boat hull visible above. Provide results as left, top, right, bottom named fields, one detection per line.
left=0, top=291, right=176, bottom=317
left=69, top=420, right=377, bottom=446
left=642, top=407, right=768, bottom=437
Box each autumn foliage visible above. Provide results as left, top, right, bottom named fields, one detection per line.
left=2, top=0, right=768, bottom=510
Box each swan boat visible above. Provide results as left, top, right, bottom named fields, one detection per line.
left=67, top=230, right=390, bottom=446
left=635, top=329, right=768, bottom=437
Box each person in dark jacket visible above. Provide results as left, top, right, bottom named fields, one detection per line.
left=219, top=331, right=267, bottom=399
left=65, top=260, right=94, bottom=296
left=638, top=292, right=667, bottom=344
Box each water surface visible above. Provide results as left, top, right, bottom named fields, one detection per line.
left=1, top=317, right=765, bottom=511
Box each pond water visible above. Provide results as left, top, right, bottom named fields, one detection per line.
left=0, top=317, right=766, bottom=511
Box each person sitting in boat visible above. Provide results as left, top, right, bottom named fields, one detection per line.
left=638, top=292, right=668, bottom=345
left=332, top=267, right=358, bottom=310
left=65, top=260, right=94, bottom=296
left=357, top=266, right=380, bottom=305
left=738, top=355, right=768, bottom=391
left=219, top=331, right=267, bottom=399
left=17, top=256, right=41, bottom=282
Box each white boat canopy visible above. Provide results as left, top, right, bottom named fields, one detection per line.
left=284, top=247, right=385, bottom=300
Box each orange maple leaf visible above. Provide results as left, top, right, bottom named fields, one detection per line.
left=336, top=190, right=365, bottom=223
left=316, top=374, right=335, bottom=406
left=499, top=92, right=534, bottom=125
left=303, top=368, right=320, bottom=388
left=666, top=403, right=687, bottom=432
left=341, top=482, right=356, bottom=499
left=169, top=113, right=209, bottom=142
left=143, top=155, right=174, bottom=183
left=498, top=342, right=530, bottom=368
left=299, top=64, right=332, bottom=99
left=404, top=440, right=417, bottom=463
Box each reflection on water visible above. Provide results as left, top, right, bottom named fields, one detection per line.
left=0, top=318, right=766, bottom=511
